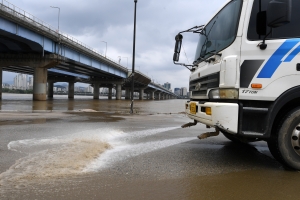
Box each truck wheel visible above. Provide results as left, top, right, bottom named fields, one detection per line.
left=221, top=131, right=257, bottom=143
left=267, top=108, right=300, bottom=170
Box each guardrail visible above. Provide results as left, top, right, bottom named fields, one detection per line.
left=149, top=82, right=176, bottom=95
left=128, top=70, right=151, bottom=81
left=0, top=0, right=127, bottom=70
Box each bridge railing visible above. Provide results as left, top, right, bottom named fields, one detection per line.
left=128, top=70, right=151, bottom=81
left=149, top=82, right=176, bottom=95
left=0, top=0, right=127, bottom=71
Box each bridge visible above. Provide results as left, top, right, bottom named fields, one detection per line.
left=0, top=0, right=178, bottom=100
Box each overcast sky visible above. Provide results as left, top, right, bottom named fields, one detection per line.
left=3, top=0, right=228, bottom=90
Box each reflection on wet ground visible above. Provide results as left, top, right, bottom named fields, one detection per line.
left=0, top=94, right=299, bottom=200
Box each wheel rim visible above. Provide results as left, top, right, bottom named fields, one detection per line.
left=291, top=125, right=300, bottom=156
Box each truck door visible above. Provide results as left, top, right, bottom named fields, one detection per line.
left=240, top=0, right=300, bottom=101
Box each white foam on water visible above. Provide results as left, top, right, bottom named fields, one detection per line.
left=1, top=128, right=125, bottom=189
left=1, top=126, right=184, bottom=189
left=7, top=128, right=125, bottom=152
left=7, top=127, right=179, bottom=152
left=83, top=137, right=194, bottom=172
left=123, top=127, right=179, bottom=139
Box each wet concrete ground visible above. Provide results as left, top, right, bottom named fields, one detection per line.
left=0, top=94, right=299, bottom=199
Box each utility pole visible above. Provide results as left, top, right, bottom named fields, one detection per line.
left=131, top=0, right=137, bottom=114
left=101, top=41, right=107, bottom=57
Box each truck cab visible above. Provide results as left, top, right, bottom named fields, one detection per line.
left=174, top=0, right=300, bottom=170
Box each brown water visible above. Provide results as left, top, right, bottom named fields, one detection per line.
left=0, top=93, right=184, bottom=114
left=0, top=93, right=299, bottom=200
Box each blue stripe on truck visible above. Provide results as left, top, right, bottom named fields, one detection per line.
left=257, top=39, right=300, bottom=78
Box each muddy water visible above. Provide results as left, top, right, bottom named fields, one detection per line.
left=0, top=94, right=299, bottom=200
left=0, top=93, right=183, bottom=114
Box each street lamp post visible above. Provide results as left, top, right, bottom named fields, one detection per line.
left=123, top=57, right=128, bottom=68
left=50, top=6, right=60, bottom=55
left=101, top=41, right=107, bottom=57
left=118, top=56, right=121, bottom=64
left=50, top=6, right=60, bottom=32
left=131, top=0, right=137, bottom=114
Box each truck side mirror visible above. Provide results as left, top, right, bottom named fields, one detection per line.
left=267, top=0, right=291, bottom=28
left=173, top=34, right=183, bottom=62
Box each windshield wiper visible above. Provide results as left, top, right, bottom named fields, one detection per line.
left=205, top=50, right=222, bottom=57
left=195, top=21, right=217, bottom=63
left=205, top=50, right=216, bottom=55
left=194, top=50, right=223, bottom=65
left=178, top=25, right=205, bottom=34
left=194, top=50, right=215, bottom=64
left=193, top=56, right=206, bottom=65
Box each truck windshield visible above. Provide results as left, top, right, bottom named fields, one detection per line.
left=194, top=0, right=242, bottom=63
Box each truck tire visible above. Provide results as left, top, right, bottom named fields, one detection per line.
left=221, top=130, right=257, bottom=143
left=267, top=107, right=300, bottom=170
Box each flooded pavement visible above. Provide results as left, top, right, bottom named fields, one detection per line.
left=0, top=94, right=299, bottom=200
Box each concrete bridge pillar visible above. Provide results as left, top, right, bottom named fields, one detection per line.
left=33, top=67, right=47, bottom=101
left=125, top=88, right=130, bottom=100
left=108, top=87, right=112, bottom=100
left=48, top=82, right=54, bottom=98
left=139, top=89, right=144, bottom=100
left=116, top=84, right=122, bottom=100
left=150, top=91, right=155, bottom=100
left=93, top=83, right=100, bottom=99
left=158, top=93, right=161, bottom=100
left=0, top=67, right=2, bottom=100
left=1, top=54, right=59, bottom=101
left=68, top=82, right=75, bottom=99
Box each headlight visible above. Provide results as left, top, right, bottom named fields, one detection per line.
left=208, top=89, right=238, bottom=99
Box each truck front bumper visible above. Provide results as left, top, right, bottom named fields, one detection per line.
left=185, top=101, right=239, bottom=134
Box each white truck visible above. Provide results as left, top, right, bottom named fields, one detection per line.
left=173, top=0, right=300, bottom=170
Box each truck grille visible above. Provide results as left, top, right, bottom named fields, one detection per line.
left=190, top=72, right=220, bottom=97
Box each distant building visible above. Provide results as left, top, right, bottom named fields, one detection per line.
left=2, top=83, right=9, bottom=87
left=74, top=86, right=84, bottom=92
left=74, top=86, right=80, bottom=92
left=163, top=82, right=171, bottom=90
left=28, top=77, right=33, bottom=89
left=85, top=85, right=94, bottom=93
left=101, top=88, right=108, bottom=94
left=54, top=85, right=67, bottom=93
left=14, top=74, right=28, bottom=90
left=174, top=88, right=180, bottom=95
left=180, top=87, right=187, bottom=96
